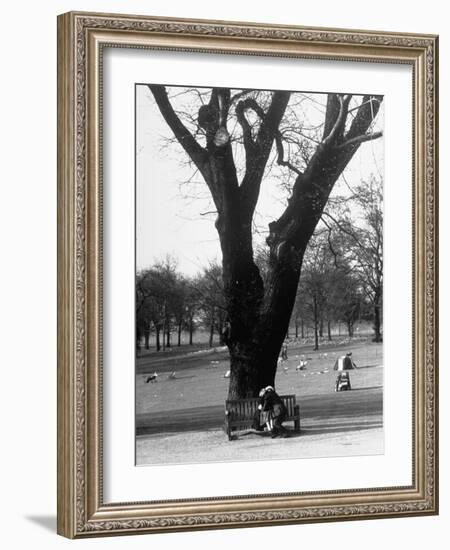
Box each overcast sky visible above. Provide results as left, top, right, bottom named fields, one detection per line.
left=136, top=85, right=384, bottom=275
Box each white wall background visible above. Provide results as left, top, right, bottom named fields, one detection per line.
left=0, top=0, right=447, bottom=547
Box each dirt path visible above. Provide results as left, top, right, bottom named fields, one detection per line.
left=136, top=424, right=383, bottom=465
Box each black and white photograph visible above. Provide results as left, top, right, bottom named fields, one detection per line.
left=135, top=83, right=384, bottom=466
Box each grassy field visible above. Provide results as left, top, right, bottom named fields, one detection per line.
left=136, top=338, right=383, bottom=465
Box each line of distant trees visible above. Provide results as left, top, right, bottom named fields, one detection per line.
left=290, top=176, right=383, bottom=349
left=136, top=259, right=226, bottom=352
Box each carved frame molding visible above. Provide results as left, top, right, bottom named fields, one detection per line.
left=57, top=12, right=438, bottom=538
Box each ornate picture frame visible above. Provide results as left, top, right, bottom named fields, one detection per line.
left=57, top=11, right=438, bottom=538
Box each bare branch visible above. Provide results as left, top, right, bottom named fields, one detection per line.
left=337, top=130, right=383, bottom=150
left=321, top=211, right=364, bottom=249
left=274, top=131, right=303, bottom=175
left=200, top=210, right=218, bottom=216
left=148, top=84, right=208, bottom=172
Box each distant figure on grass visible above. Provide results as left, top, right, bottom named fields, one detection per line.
left=296, top=359, right=307, bottom=371
left=333, top=352, right=357, bottom=392
left=281, top=343, right=288, bottom=361
left=257, top=386, right=288, bottom=438
left=145, top=372, right=158, bottom=383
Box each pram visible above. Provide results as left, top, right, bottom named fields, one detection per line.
left=335, top=372, right=352, bottom=392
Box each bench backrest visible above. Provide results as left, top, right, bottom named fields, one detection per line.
left=225, top=394, right=297, bottom=419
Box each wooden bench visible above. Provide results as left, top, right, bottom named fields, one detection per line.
left=224, top=394, right=301, bottom=440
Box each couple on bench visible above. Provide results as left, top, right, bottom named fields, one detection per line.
left=253, top=386, right=289, bottom=438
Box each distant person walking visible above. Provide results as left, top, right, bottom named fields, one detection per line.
left=333, top=351, right=357, bottom=371
left=281, top=343, right=288, bottom=361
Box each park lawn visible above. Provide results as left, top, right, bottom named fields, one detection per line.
left=136, top=339, right=383, bottom=415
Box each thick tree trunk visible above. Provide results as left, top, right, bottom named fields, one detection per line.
left=347, top=320, right=354, bottom=337
left=301, top=319, right=305, bottom=339
left=319, top=316, right=324, bottom=338
left=209, top=307, right=215, bottom=348
left=224, top=242, right=305, bottom=397
left=166, top=322, right=171, bottom=348
left=155, top=326, right=161, bottom=352
left=217, top=310, right=225, bottom=345
left=136, top=329, right=141, bottom=353
left=143, top=320, right=150, bottom=350
left=177, top=321, right=182, bottom=346
left=189, top=318, right=194, bottom=345
left=295, top=320, right=299, bottom=339
left=313, top=295, right=319, bottom=351
left=373, top=288, right=382, bottom=342
left=327, top=319, right=332, bottom=341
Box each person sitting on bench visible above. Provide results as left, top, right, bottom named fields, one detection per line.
left=258, top=386, right=288, bottom=438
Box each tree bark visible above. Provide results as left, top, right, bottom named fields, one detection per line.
left=166, top=322, right=171, bottom=348
left=209, top=306, right=215, bottom=348
left=136, top=328, right=141, bottom=353
left=189, top=317, right=194, bottom=345
left=373, top=288, right=382, bottom=342
left=313, top=294, right=319, bottom=351
left=155, top=326, right=161, bottom=352
left=217, top=309, right=225, bottom=345
left=143, top=320, right=150, bottom=350
left=177, top=321, right=182, bottom=346
left=347, top=320, right=354, bottom=338
left=327, top=319, right=332, bottom=341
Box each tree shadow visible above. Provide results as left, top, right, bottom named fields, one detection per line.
left=137, top=404, right=224, bottom=435
left=302, top=420, right=383, bottom=436
left=351, top=386, right=383, bottom=391
left=237, top=419, right=382, bottom=440
left=137, top=388, right=383, bottom=437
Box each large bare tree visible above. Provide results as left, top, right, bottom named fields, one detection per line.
left=147, top=85, right=382, bottom=398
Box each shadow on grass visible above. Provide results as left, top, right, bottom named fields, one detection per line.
left=301, top=420, right=383, bottom=436
left=350, top=386, right=383, bottom=391
left=137, top=386, right=383, bottom=438
left=235, top=418, right=382, bottom=440
left=137, top=404, right=224, bottom=436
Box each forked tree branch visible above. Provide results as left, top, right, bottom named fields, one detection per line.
left=275, top=131, right=303, bottom=175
